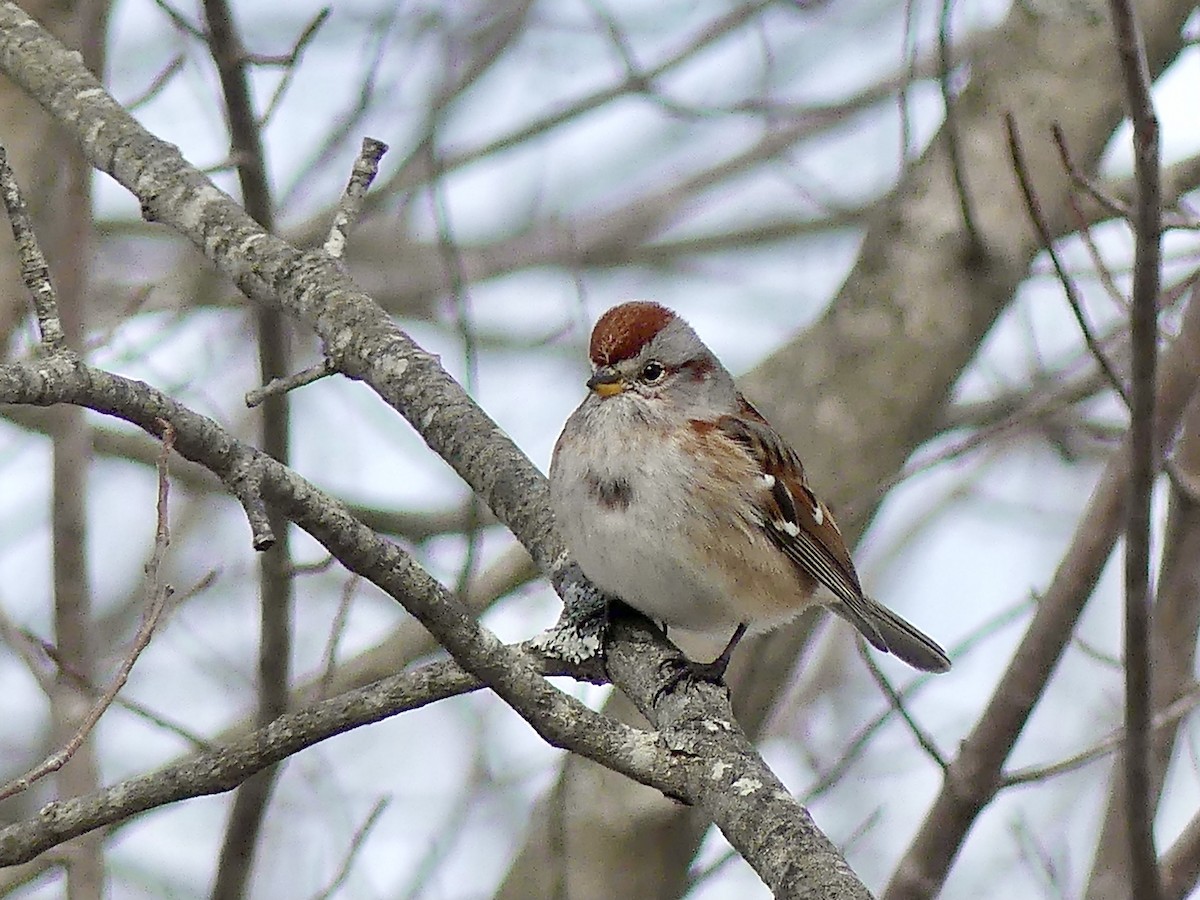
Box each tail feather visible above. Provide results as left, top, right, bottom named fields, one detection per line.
left=831, top=597, right=951, bottom=673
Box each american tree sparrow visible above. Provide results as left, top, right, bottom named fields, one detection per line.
left=549, top=301, right=950, bottom=679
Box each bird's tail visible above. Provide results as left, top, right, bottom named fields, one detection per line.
left=831, top=597, right=951, bottom=673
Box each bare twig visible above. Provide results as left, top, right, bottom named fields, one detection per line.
left=0, top=422, right=174, bottom=803
left=245, top=358, right=333, bottom=407
left=396, top=723, right=496, bottom=900
left=1064, top=190, right=1132, bottom=313
left=1161, top=810, right=1200, bottom=899
left=14, top=621, right=211, bottom=751
left=1006, top=114, right=1131, bottom=408
left=1109, top=3, right=1164, bottom=898
left=224, top=453, right=275, bottom=549
left=1011, top=813, right=1069, bottom=897
left=324, top=137, right=388, bottom=260
left=308, top=796, right=390, bottom=900
left=276, top=11, right=396, bottom=212
left=303, top=1, right=771, bottom=223
left=1084, top=395, right=1200, bottom=898
left=0, top=406, right=482, bottom=541
left=0, top=601, right=56, bottom=701
left=316, top=575, right=359, bottom=702
left=1052, top=123, right=1197, bottom=232
left=857, top=643, right=948, bottom=771
left=1003, top=682, right=1200, bottom=787
left=899, top=0, right=918, bottom=164
left=0, top=145, right=65, bottom=349
left=246, top=138, right=389, bottom=407
left=124, top=54, right=186, bottom=112
left=254, top=7, right=331, bottom=128
left=150, top=0, right=204, bottom=40
left=288, top=554, right=336, bottom=576
left=245, top=7, right=329, bottom=67
left=799, top=597, right=1031, bottom=808
left=1054, top=122, right=1138, bottom=222
left=938, top=0, right=983, bottom=258
left=425, top=137, right=484, bottom=603
left=1053, top=125, right=1133, bottom=314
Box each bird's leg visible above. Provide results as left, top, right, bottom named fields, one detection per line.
left=707, top=622, right=749, bottom=675
left=655, top=622, right=748, bottom=700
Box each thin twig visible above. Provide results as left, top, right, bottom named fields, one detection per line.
left=246, top=7, right=329, bottom=66
left=316, top=575, right=359, bottom=702
left=1064, top=190, right=1131, bottom=313
left=802, top=597, right=1033, bottom=807
left=586, top=0, right=651, bottom=93
left=857, top=642, right=948, bottom=771
left=1053, top=122, right=1137, bottom=222
left=938, top=0, right=983, bottom=259
left=0, top=421, right=174, bottom=802
left=0, top=146, right=65, bottom=349
left=1005, top=114, right=1131, bottom=408
left=245, top=358, right=334, bottom=407
left=323, top=137, right=388, bottom=261
left=1053, top=126, right=1132, bottom=313
left=396, top=753, right=486, bottom=900
left=425, top=139, right=485, bottom=604
left=899, top=0, right=918, bottom=165
left=254, top=7, right=331, bottom=128
left=125, top=54, right=186, bottom=111
left=0, top=632, right=603, bottom=870
left=277, top=10, right=397, bottom=212
left=307, top=1, right=771, bottom=220
left=1011, top=813, right=1069, bottom=897
left=307, top=796, right=390, bottom=900
left=151, top=0, right=204, bottom=40
left=288, top=554, right=336, bottom=577
left=1109, top=2, right=1164, bottom=898
left=1004, top=681, right=1200, bottom=786
left=688, top=599, right=1032, bottom=894
left=0, top=601, right=55, bottom=696
left=17, top=624, right=212, bottom=751
left=1052, top=123, right=1197, bottom=233
left=855, top=341, right=1123, bottom=517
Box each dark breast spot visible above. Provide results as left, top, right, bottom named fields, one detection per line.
left=585, top=472, right=634, bottom=510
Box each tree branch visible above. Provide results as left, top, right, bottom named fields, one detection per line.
left=1108, top=2, right=1164, bottom=897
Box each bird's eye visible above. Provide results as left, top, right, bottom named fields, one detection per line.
left=639, top=361, right=666, bottom=384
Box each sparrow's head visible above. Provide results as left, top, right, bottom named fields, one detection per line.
left=584, top=301, right=735, bottom=413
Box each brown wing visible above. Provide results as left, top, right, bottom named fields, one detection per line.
left=714, top=403, right=887, bottom=648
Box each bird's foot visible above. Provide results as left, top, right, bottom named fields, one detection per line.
left=652, top=623, right=747, bottom=703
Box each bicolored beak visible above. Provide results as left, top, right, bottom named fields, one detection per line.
left=587, top=366, right=626, bottom=397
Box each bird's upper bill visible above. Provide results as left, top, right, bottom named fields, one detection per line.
left=586, top=365, right=626, bottom=397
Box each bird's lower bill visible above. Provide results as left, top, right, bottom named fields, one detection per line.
left=591, top=381, right=625, bottom=397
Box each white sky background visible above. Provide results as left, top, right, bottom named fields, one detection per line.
left=3, top=0, right=1200, bottom=897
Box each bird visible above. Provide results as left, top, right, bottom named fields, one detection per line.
left=549, top=300, right=950, bottom=681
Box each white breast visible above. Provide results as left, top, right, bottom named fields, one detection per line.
left=550, top=397, right=751, bottom=634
